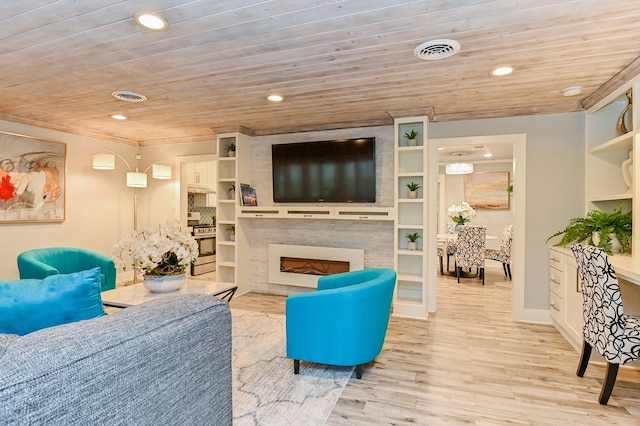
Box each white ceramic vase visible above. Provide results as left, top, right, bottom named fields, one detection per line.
left=407, top=138, right=417, bottom=146
left=228, top=150, right=236, bottom=158
left=408, top=190, right=417, bottom=199
left=407, top=241, right=418, bottom=250
left=592, top=232, right=622, bottom=254
left=143, top=272, right=187, bottom=293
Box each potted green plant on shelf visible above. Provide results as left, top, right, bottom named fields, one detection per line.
left=405, top=232, right=420, bottom=250
left=226, top=224, right=236, bottom=241
left=406, top=182, right=421, bottom=199
left=403, top=129, right=420, bottom=146
left=546, top=207, right=632, bottom=254
left=225, top=142, right=236, bottom=158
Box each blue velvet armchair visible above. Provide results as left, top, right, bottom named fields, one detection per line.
left=17, top=247, right=117, bottom=292
left=286, top=267, right=396, bottom=379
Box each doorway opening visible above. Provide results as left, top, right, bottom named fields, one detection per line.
left=428, top=134, right=526, bottom=320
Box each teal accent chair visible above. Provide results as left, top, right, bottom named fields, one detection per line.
left=17, top=247, right=117, bottom=292
left=286, top=267, right=396, bottom=379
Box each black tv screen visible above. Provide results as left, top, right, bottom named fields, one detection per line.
left=272, top=138, right=376, bottom=203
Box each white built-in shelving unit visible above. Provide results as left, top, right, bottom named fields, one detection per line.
left=393, top=116, right=428, bottom=319
left=586, top=79, right=640, bottom=255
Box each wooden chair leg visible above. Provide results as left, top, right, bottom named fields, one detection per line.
left=480, top=267, right=485, bottom=285
left=439, top=255, right=444, bottom=275
left=576, top=341, right=592, bottom=377
left=599, top=362, right=619, bottom=405
left=355, top=364, right=363, bottom=379
left=446, top=254, right=451, bottom=271
left=456, top=266, right=461, bottom=283
left=506, top=263, right=512, bottom=280
left=294, top=359, right=300, bottom=375
left=502, top=263, right=508, bottom=276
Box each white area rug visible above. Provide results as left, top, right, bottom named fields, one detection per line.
left=232, top=309, right=352, bottom=426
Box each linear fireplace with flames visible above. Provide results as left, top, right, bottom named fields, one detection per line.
left=268, top=244, right=364, bottom=288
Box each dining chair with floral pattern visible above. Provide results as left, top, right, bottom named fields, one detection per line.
left=455, top=226, right=486, bottom=285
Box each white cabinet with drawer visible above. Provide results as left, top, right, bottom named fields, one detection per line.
left=549, top=247, right=583, bottom=351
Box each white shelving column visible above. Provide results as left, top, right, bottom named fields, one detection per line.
left=216, top=132, right=252, bottom=295
left=393, top=116, right=428, bottom=319
left=216, top=134, right=238, bottom=289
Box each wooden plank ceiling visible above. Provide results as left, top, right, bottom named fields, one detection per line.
left=1, top=0, right=639, bottom=146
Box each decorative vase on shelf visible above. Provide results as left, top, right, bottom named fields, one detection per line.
left=407, top=241, right=418, bottom=250
left=407, top=139, right=417, bottom=146
left=408, top=190, right=417, bottom=199
left=143, top=272, right=187, bottom=293
left=454, top=222, right=466, bottom=233
left=616, top=91, right=633, bottom=136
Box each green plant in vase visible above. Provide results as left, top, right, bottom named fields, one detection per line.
left=406, top=182, right=421, bottom=199
left=225, top=142, right=236, bottom=157
left=405, top=232, right=420, bottom=250
left=546, top=207, right=632, bottom=254
left=403, top=129, right=420, bottom=146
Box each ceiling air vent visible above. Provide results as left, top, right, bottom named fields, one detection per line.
left=414, top=39, right=461, bottom=61
left=112, top=91, right=147, bottom=102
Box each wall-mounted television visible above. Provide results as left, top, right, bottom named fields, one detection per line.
left=272, top=138, right=376, bottom=203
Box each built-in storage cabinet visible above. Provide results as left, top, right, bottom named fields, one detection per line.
left=549, top=247, right=582, bottom=351
left=586, top=80, right=639, bottom=254
left=393, top=117, right=428, bottom=319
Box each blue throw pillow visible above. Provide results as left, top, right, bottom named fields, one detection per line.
left=0, top=267, right=105, bottom=335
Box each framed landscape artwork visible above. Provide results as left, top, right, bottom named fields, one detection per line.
left=0, top=131, right=66, bottom=223
left=464, top=171, right=510, bottom=210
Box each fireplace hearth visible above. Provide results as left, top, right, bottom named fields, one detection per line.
left=280, top=257, right=350, bottom=276
left=268, top=244, right=364, bottom=288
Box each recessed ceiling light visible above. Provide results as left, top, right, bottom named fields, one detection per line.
left=134, top=13, right=169, bottom=31
left=491, top=66, right=514, bottom=76
left=268, top=95, right=283, bottom=102
left=111, top=114, right=127, bottom=120
left=483, top=153, right=493, bottom=158
left=563, top=86, right=582, bottom=97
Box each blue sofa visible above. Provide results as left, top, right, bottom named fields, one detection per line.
left=286, top=267, right=396, bottom=379
left=17, top=247, right=116, bottom=292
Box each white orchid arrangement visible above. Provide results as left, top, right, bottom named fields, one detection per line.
left=447, top=201, right=476, bottom=224
left=112, top=221, right=199, bottom=276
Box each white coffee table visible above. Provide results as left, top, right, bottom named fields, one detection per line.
left=102, top=279, right=237, bottom=308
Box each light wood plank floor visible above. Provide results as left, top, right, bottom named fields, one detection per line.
left=228, top=265, right=640, bottom=425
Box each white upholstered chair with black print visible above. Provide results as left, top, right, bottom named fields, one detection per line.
left=455, top=226, right=486, bottom=285
left=485, top=224, right=513, bottom=279
left=570, top=243, right=640, bottom=405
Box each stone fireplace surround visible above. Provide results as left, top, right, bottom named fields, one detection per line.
left=268, top=244, right=364, bottom=288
